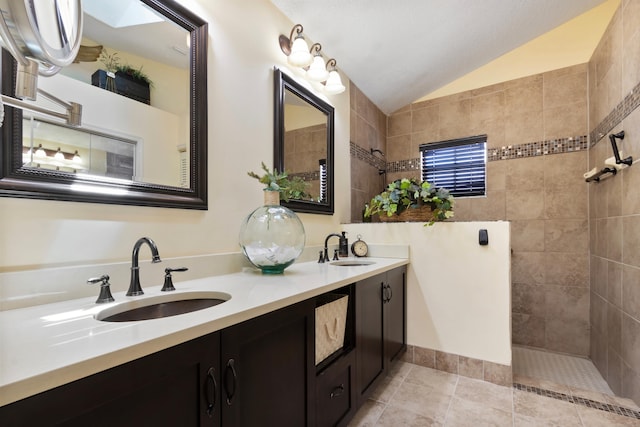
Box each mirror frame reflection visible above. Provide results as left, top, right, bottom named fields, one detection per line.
left=0, top=0, right=208, bottom=209
left=274, top=68, right=334, bottom=215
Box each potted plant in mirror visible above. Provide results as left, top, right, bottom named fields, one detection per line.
left=92, top=49, right=153, bottom=104
left=364, top=178, right=454, bottom=225
left=239, top=163, right=310, bottom=274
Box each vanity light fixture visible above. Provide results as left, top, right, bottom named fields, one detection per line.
left=323, top=59, right=346, bottom=94
left=279, top=24, right=313, bottom=67
left=279, top=24, right=345, bottom=95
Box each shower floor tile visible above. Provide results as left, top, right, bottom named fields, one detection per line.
left=512, top=346, right=613, bottom=395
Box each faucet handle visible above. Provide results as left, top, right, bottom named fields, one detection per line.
left=162, top=267, right=188, bottom=292
left=87, top=274, right=115, bottom=304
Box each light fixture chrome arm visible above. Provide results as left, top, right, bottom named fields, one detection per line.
left=0, top=92, right=82, bottom=127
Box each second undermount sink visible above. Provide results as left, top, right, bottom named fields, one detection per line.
left=95, top=291, right=231, bottom=322
left=330, top=260, right=376, bottom=267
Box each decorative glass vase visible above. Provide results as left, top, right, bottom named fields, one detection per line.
left=239, top=190, right=305, bottom=274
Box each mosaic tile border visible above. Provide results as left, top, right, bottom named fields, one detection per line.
left=364, top=136, right=589, bottom=174
left=487, top=136, right=588, bottom=161
left=350, top=141, right=386, bottom=170
left=590, top=80, right=640, bottom=146
left=513, top=383, right=640, bottom=420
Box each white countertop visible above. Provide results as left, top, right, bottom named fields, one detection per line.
left=0, top=257, right=408, bottom=407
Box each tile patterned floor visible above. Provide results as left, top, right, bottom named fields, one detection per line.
left=348, top=362, right=640, bottom=426
left=512, top=346, right=614, bottom=395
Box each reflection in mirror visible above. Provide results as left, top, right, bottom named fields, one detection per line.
left=274, top=68, right=334, bottom=214
left=0, top=0, right=208, bottom=209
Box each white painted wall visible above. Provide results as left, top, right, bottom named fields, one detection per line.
left=343, top=222, right=512, bottom=365
left=0, top=0, right=350, bottom=270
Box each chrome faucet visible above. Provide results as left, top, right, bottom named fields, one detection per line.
left=322, top=232, right=348, bottom=262
left=127, top=237, right=162, bottom=296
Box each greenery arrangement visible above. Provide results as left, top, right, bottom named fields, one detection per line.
left=248, top=162, right=310, bottom=202
left=364, top=178, right=455, bottom=225
left=99, top=49, right=120, bottom=73
left=115, top=64, right=154, bottom=87
left=99, top=48, right=154, bottom=87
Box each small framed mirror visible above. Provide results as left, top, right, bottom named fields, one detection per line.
left=274, top=68, right=334, bottom=214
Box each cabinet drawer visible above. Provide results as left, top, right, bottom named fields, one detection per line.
left=316, top=352, right=355, bottom=427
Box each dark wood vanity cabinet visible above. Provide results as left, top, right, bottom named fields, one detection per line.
left=355, top=266, right=407, bottom=405
left=0, top=266, right=406, bottom=427
left=220, top=299, right=316, bottom=427
left=0, top=332, right=221, bottom=427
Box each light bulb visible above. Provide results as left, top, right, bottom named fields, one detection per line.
left=35, top=144, right=46, bottom=158
left=72, top=150, right=82, bottom=164
left=306, top=55, right=329, bottom=82
left=288, top=36, right=312, bottom=67
left=324, top=70, right=345, bottom=94
left=54, top=148, right=65, bottom=161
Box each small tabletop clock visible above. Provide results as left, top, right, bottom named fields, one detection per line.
left=350, top=235, right=369, bottom=257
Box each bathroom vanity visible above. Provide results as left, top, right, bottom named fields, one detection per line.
left=0, top=258, right=407, bottom=426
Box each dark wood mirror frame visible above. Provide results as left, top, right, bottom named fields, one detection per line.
left=274, top=68, right=334, bottom=215
left=0, top=0, right=208, bottom=209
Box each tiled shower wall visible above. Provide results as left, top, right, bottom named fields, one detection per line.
left=587, top=0, right=640, bottom=404
left=385, top=65, right=591, bottom=357
left=349, top=84, right=387, bottom=222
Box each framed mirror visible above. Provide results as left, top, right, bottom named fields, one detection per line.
left=0, top=0, right=208, bottom=209
left=274, top=68, right=334, bottom=215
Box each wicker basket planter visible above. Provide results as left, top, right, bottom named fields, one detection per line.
left=378, top=205, right=436, bottom=222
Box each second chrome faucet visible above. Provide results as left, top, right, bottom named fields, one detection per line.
left=127, top=237, right=162, bottom=296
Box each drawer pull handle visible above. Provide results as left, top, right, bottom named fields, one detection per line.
left=330, top=384, right=345, bottom=398
left=205, top=367, right=217, bottom=417
left=224, top=359, right=237, bottom=406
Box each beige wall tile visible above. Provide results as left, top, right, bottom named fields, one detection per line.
left=512, top=313, right=545, bottom=348
left=543, top=68, right=588, bottom=109
left=414, top=347, right=436, bottom=369
left=411, top=104, right=439, bottom=134
left=545, top=317, right=590, bottom=356
left=544, top=151, right=587, bottom=192
left=505, top=110, right=544, bottom=143
left=544, top=219, right=588, bottom=253
left=512, top=252, right=545, bottom=284
left=606, top=217, right=623, bottom=262
left=623, top=215, right=640, bottom=267
left=607, top=350, right=623, bottom=396
left=506, top=157, right=545, bottom=191
left=486, top=160, right=506, bottom=191
left=622, top=314, right=640, bottom=373
left=470, top=191, right=506, bottom=221
left=543, top=101, right=588, bottom=140
left=622, top=264, right=640, bottom=320
left=591, top=255, right=608, bottom=297
left=607, top=261, right=623, bottom=309
left=512, top=283, right=546, bottom=317
left=511, top=220, right=545, bottom=252
left=544, top=187, right=588, bottom=219
left=622, top=362, right=640, bottom=406
left=506, top=190, right=545, bottom=220
left=607, top=303, right=622, bottom=355
left=591, top=292, right=608, bottom=335
left=543, top=252, right=589, bottom=287
left=388, top=111, right=411, bottom=137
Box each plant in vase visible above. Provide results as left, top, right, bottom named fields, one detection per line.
left=364, top=178, right=454, bottom=225
left=239, top=163, right=309, bottom=274
left=99, top=48, right=119, bottom=92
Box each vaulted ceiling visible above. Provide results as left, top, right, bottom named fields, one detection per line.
left=271, top=0, right=614, bottom=114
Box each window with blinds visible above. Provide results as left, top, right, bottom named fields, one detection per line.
left=420, top=135, right=487, bottom=197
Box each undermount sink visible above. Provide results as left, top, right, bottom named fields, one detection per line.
left=330, top=260, right=376, bottom=267
left=95, top=291, right=231, bottom=322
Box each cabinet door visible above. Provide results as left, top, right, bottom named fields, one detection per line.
left=355, top=274, right=385, bottom=404
left=384, top=266, right=406, bottom=365
left=1, top=333, right=221, bottom=427
left=220, top=299, right=315, bottom=427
